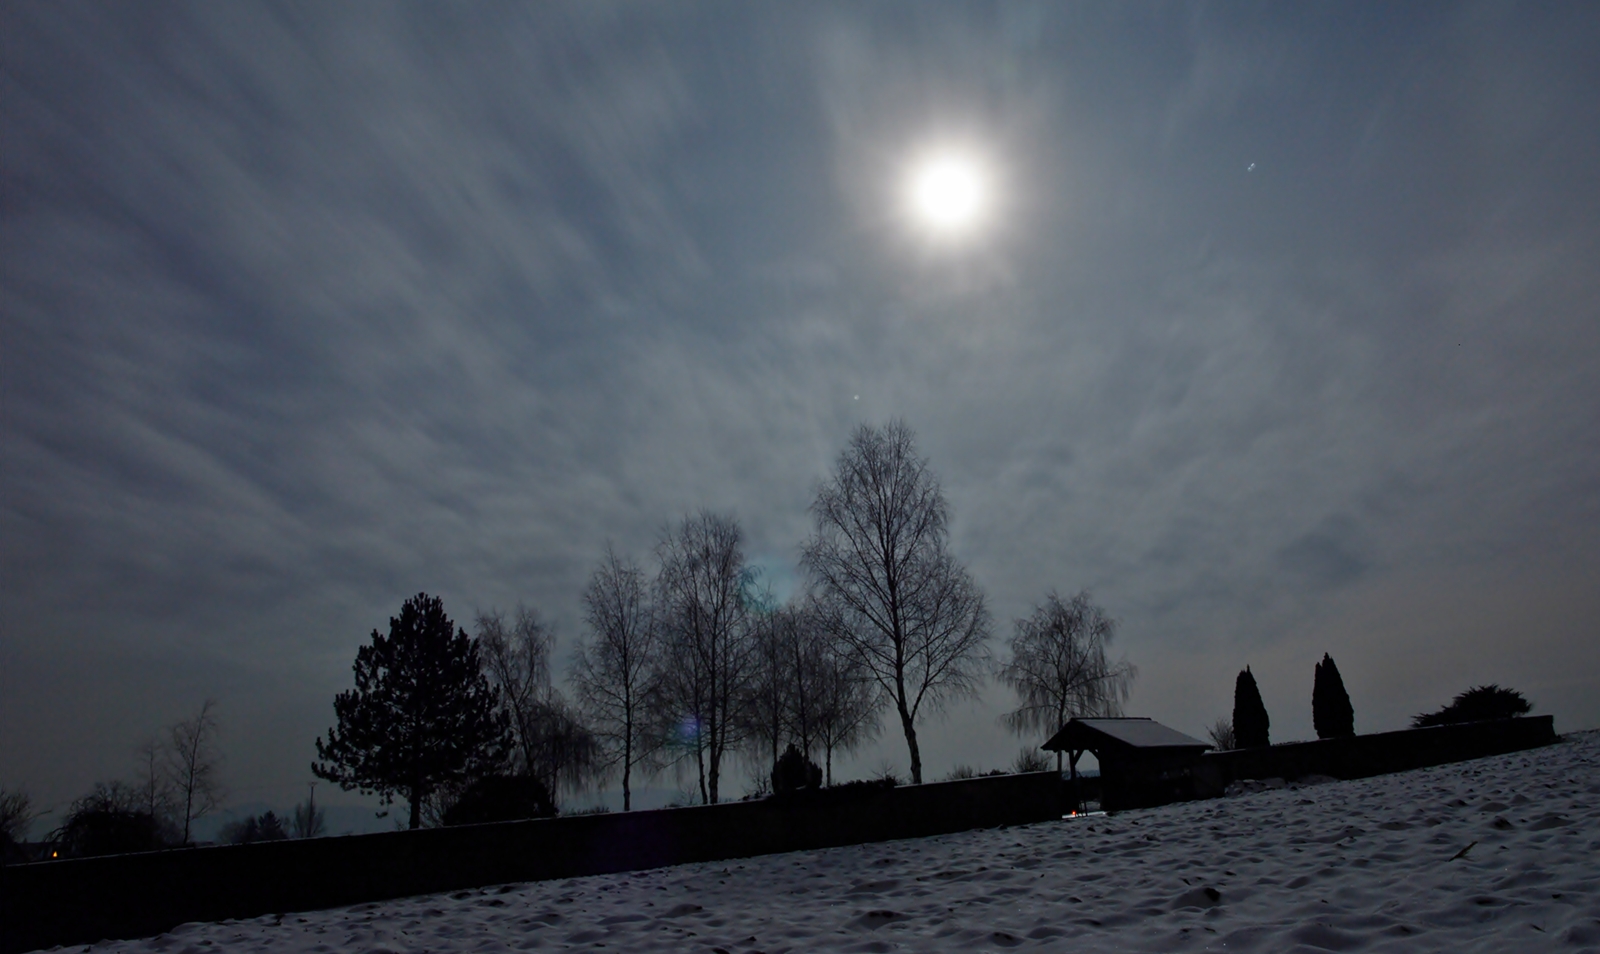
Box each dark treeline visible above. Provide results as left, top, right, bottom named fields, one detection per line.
left=1207, top=657, right=1534, bottom=753
left=2, top=701, right=327, bottom=861
left=4, top=422, right=1144, bottom=852
left=5, top=425, right=1546, bottom=855
left=307, top=421, right=1142, bottom=828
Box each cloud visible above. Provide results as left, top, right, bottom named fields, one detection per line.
left=2, top=3, right=1597, bottom=809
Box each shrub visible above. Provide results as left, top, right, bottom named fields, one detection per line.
left=1412, top=685, right=1531, bottom=728
left=943, top=764, right=978, bottom=781
left=869, top=760, right=904, bottom=786
left=440, top=774, right=556, bottom=825
left=830, top=777, right=897, bottom=794
left=1012, top=748, right=1052, bottom=774
left=1207, top=718, right=1236, bottom=751
left=564, top=804, right=611, bottom=816
left=772, top=744, right=823, bottom=794
left=50, top=782, right=171, bottom=858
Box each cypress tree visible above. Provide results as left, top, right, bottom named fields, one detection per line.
left=1232, top=666, right=1271, bottom=748
left=1312, top=653, right=1356, bottom=739
left=314, top=593, right=513, bottom=829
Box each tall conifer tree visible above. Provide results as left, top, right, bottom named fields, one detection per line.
left=1312, top=653, right=1356, bottom=739
left=1232, top=666, right=1271, bottom=748
left=314, top=593, right=511, bottom=829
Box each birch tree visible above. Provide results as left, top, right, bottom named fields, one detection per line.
left=165, top=699, right=224, bottom=845
left=573, top=545, right=660, bottom=810
left=801, top=421, right=991, bottom=784
left=653, top=512, right=756, bottom=804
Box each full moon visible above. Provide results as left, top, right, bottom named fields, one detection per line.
left=906, top=151, right=990, bottom=236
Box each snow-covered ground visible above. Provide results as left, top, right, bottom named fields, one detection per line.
left=73, top=729, right=1599, bottom=953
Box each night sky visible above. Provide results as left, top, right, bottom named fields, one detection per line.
left=4, top=3, right=1597, bottom=825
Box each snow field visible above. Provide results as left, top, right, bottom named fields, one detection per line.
left=76, top=729, right=1600, bottom=953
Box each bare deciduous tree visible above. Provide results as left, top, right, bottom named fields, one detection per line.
left=573, top=545, right=659, bottom=811
left=134, top=737, right=176, bottom=827
left=165, top=699, right=224, bottom=844
left=808, top=625, right=882, bottom=786
left=1207, top=718, right=1236, bottom=752
left=478, top=605, right=598, bottom=803
left=775, top=602, right=824, bottom=760
left=291, top=782, right=326, bottom=838
left=739, top=584, right=790, bottom=776
left=653, top=511, right=756, bottom=804
left=521, top=697, right=599, bottom=800
left=1, top=788, right=36, bottom=857
left=998, top=590, right=1137, bottom=771
left=802, top=421, right=992, bottom=784
left=478, top=604, right=554, bottom=781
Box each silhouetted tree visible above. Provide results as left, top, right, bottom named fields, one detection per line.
left=221, top=810, right=288, bottom=844
left=808, top=615, right=882, bottom=786
left=1, top=788, right=36, bottom=862
left=653, top=512, right=757, bottom=804
left=522, top=697, right=600, bottom=802
left=314, top=593, right=512, bottom=830
left=477, top=605, right=554, bottom=764
left=1412, top=684, right=1532, bottom=727
left=775, top=601, right=825, bottom=760
left=771, top=744, right=823, bottom=794
left=998, top=590, right=1138, bottom=771
left=165, top=699, right=224, bottom=845
left=1012, top=747, right=1052, bottom=774
left=291, top=784, right=325, bottom=839
left=802, top=421, right=992, bottom=784
left=741, top=585, right=791, bottom=780
left=50, top=782, right=165, bottom=858
left=131, top=737, right=178, bottom=838
left=440, top=774, right=555, bottom=825
left=1312, top=653, right=1356, bottom=739
left=1206, top=717, right=1236, bottom=751
left=1233, top=667, right=1270, bottom=748
left=573, top=545, right=660, bottom=811
left=478, top=605, right=599, bottom=803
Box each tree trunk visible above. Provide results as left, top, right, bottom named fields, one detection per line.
left=622, top=731, right=633, bottom=812
left=899, top=704, right=922, bottom=784
left=707, top=716, right=721, bottom=805
left=696, top=735, right=707, bottom=805
left=182, top=784, right=194, bottom=845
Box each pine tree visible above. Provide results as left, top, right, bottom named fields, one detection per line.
left=1232, top=666, right=1271, bottom=748
left=314, top=593, right=512, bottom=829
left=1312, top=653, right=1356, bottom=739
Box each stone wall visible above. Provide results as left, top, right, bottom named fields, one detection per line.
left=2, top=771, right=1066, bottom=953
left=1103, top=716, right=1558, bottom=810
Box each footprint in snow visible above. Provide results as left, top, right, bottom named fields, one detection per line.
left=852, top=910, right=908, bottom=928
left=1172, top=887, right=1223, bottom=909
